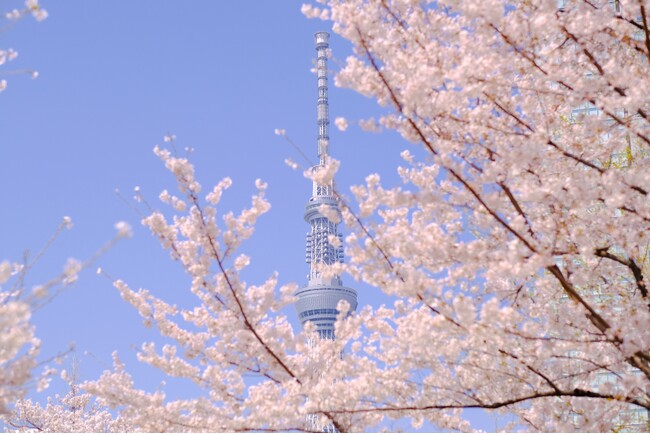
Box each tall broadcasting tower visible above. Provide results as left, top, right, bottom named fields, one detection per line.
left=294, top=32, right=358, bottom=339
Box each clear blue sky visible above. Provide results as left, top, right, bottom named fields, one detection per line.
left=1, top=2, right=494, bottom=430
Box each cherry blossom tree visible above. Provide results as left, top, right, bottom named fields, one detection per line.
left=306, top=0, right=650, bottom=430
left=6, top=0, right=650, bottom=432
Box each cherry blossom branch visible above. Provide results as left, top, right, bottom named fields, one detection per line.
left=357, top=32, right=539, bottom=255
left=6, top=418, right=44, bottom=432
left=547, top=264, right=650, bottom=380
left=494, top=17, right=650, bottom=151
left=185, top=188, right=300, bottom=383
left=334, top=191, right=463, bottom=328
left=557, top=22, right=650, bottom=149
left=183, top=179, right=346, bottom=432
left=486, top=90, right=648, bottom=199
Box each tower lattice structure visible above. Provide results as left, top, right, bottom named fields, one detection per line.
left=294, top=32, right=358, bottom=340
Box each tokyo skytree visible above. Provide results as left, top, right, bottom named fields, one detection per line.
left=294, top=32, right=358, bottom=339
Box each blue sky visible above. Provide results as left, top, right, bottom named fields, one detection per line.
left=1, top=1, right=496, bottom=430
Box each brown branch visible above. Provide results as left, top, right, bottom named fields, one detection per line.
left=594, top=246, right=648, bottom=299
left=547, top=264, right=610, bottom=333
left=489, top=24, right=548, bottom=80
left=498, top=181, right=536, bottom=239
left=498, top=349, right=561, bottom=393
left=548, top=264, right=650, bottom=379
left=589, top=97, right=650, bottom=149
left=621, top=205, right=650, bottom=223
left=325, top=388, right=650, bottom=414
left=7, top=419, right=44, bottom=432
left=322, top=411, right=344, bottom=433
left=546, top=139, right=605, bottom=172
left=640, top=1, right=650, bottom=63
left=483, top=92, right=534, bottom=133
left=560, top=24, right=605, bottom=76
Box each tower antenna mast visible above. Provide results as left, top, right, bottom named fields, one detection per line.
left=316, top=31, right=330, bottom=164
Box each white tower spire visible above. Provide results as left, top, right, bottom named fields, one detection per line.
left=294, top=32, right=358, bottom=340
left=315, top=31, right=330, bottom=164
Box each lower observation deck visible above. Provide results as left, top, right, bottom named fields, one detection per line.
left=295, top=280, right=358, bottom=339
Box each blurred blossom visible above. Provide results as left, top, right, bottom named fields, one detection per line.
left=0, top=261, right=12, bottom=285
left=114, top=221, right=133, bottom=238
left=334, top=117, right=348, bottom=131
left=5, top=9, right=21, bottom=20
left=63, top=258, right=82, bottom=285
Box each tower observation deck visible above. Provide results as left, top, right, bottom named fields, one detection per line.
left=294, top=32, right=358, bottom=339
